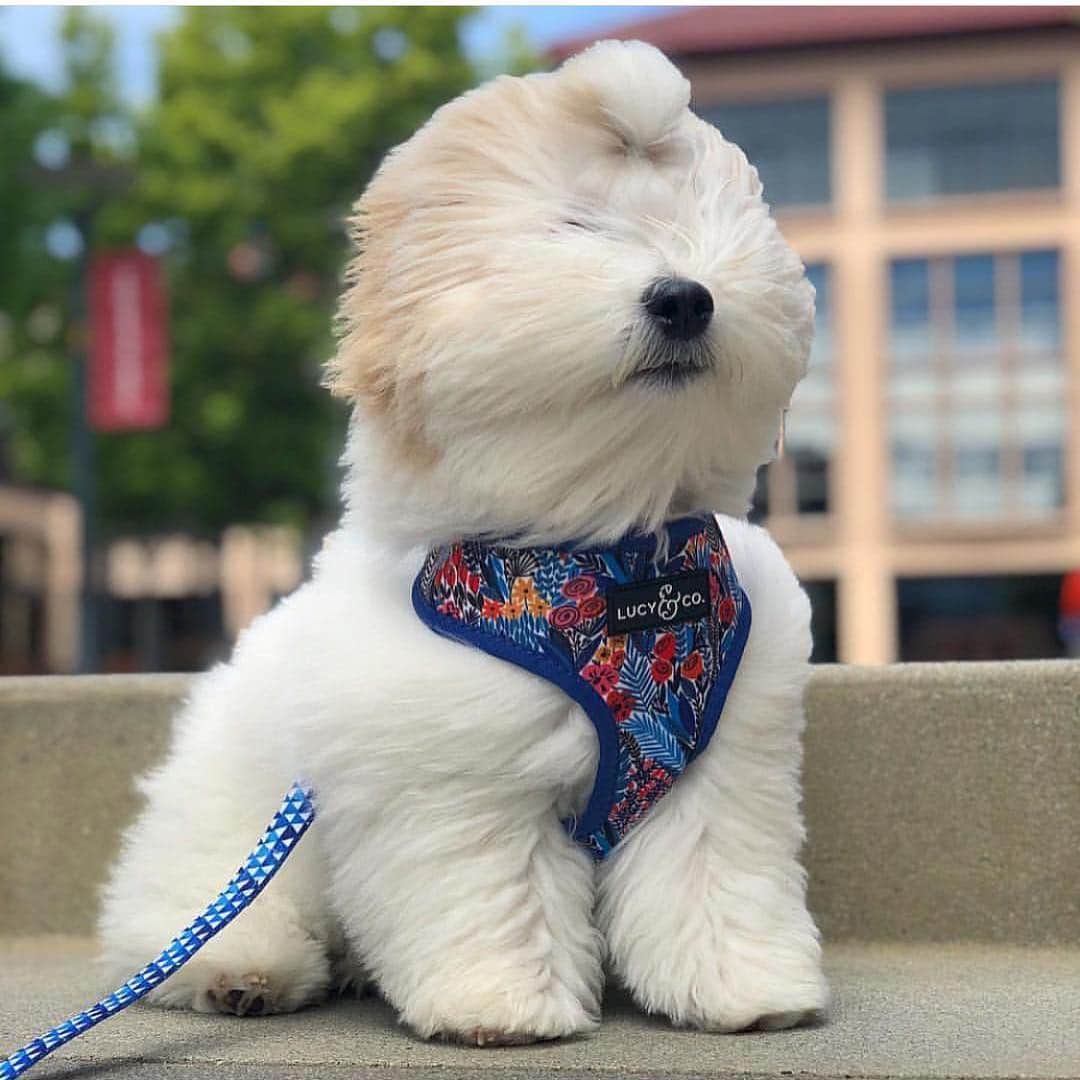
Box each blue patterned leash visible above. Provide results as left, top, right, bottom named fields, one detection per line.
left=0, top=783, right=316, bottom=1080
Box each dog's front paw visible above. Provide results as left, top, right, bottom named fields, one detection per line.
left=204, top=972, right=276, bottom=1017
left=453, top=1028, right=551, bottom=1048
left=634, top=959, right=828, bottom=1034
left=405, top=981, right=599, bottom=1046
left=749, top=1007, right=825, bottom=1032
left=618, top=922, right=828, bottom=1034
left=149, top=956, right=329, bottom=1017
left=652, top=982, right=827, bottom=1034
left=138, top=927, right=331, bottom=1018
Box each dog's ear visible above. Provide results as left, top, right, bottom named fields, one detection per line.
left=556, top=40, right=691, bottom=155
left=325, top=185, right=440, bottom=468
left=325, top=196, right=385, bottom=406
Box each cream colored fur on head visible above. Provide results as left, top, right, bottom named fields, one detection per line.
left=99, top=42, right=827, bottom=1046
left=331, top=39, right=814, bottom=547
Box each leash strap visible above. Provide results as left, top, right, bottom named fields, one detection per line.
left=1, top=783, right=316, bottom=1080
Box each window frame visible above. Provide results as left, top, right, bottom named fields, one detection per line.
left=887, top=248, right=1066, bottom=526
left=696, top=93, right=834, bottom=212
left=755, top=262, right=836, bottom=528
left=882, top=77, right=1062, bottom=205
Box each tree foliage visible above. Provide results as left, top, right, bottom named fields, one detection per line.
left=1, top=7, right=476, bottom=535
left=0, top=64, right=68, bottom=485
left=2, top=9, right=139, bottom=488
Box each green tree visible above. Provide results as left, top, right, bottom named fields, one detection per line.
left=0, top=63, right=67, bottom=484
left=99, top=5, right=474, bottom=534
left=0, top=10, right=133, bottom=488
left=2, top=7, right=476, bottom=537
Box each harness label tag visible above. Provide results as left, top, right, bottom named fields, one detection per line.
left=606, top=570, right=710, bottom=634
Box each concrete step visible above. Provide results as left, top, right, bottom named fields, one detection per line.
left=1, top=663, right=1079, bottom=943
left=2, top=937, right=1078, bottom=1079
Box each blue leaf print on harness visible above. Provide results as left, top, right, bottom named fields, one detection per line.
left=665, top=684, right=694, bottom=745
left=617, top=650, right=661, bottom=713
left=623, top=713, right=685, bottom=770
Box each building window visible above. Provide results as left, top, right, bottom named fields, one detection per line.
left=101, top=593, right=226, bottom=673
left=885, top=80, right=1059, bottom=201
left=700, top=96, right=830, bottom=208
left=804, top=579, right=838, bottom=663
left=897, top=575, right=1065, bottom=661
left=888, top=250, right=1064, bottom=520
left=752, top=264, right=834, bottom=519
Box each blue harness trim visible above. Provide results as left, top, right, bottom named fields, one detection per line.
left=412, top=514, right=751, bottom=859
left=1, top=784, right=316, bottom=1080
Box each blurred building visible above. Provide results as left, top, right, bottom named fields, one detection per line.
left=0, top=487, right=302, bottom=675
left=5, top=7, right=1079, bottom=672
left=0, top=487, right=81, bottom=673
left=557, top=6, right=1080, bottom=663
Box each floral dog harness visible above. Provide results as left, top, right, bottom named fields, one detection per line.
left=412, top=515, right=751, bottom=859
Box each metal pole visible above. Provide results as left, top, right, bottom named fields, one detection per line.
left=26, top=160, right=131, bottom=673
left=71, top=213, right=99, bottom=673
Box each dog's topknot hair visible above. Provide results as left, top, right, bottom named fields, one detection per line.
left=558, top=40, right=691, bottom=153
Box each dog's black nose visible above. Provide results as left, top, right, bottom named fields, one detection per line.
left=643, top=278, right=714, bottom=341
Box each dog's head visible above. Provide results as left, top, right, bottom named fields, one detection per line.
left=332, top=41, right=814, bottom=546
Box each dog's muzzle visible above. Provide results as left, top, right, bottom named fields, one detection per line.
left=631, top=277, right=716, bottom=389
left=632, top=277, right=716, bottom=388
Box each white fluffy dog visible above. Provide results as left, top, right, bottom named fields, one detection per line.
left=99, top=41, right=827, bottom=1043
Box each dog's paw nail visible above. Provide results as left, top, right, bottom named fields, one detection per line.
left=246, top=995, right=265, bottom=1016
left=224, top=989, right=244, bottom=1010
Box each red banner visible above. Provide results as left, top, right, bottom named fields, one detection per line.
left=88, top=251, right=169, bottom=431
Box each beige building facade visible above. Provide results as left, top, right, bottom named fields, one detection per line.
left=0, top=483, right=303, bottom=674
left=561, top=11, right=1080, bottom=663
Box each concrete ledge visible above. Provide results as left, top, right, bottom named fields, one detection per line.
left=1, top=663, right=1079, bottom=943
left=1, top=938, right=1078, bottom=1079
left=802, top=661, right=1080, bottom=944
left=0, top=676, right=187, bottom=938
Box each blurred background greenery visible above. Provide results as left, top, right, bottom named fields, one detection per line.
left=1, top=7, right=529, bottom=538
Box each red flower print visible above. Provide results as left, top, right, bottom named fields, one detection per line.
left=561, top=575, right=596, bottom=600
left=548, top=604, right=580, bottom=630
left=611, top=648, right=626, bottom=669
left=718, top=596, right=737, bottom=626
left=465, top=572, right=482, bottom=594
left=578, top=595, right=606, bottom=621
left=438, top=549, right=469, bottom=590
left=437, top=598, right=461, bottom=618
left=709, top=575, right=720, bottom=602
left=651, top=657, right=673, bottom=683
left=654, top=632, right=676, bottom=661
left=681, top=650, right=704, bottom=680
left=481, top=598, right=504, bottom=620
left=606, top=689, right=635, bottom=722
left=582, top=662, right=619, bottom=696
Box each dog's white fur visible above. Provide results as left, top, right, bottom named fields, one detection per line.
left=99, top=41, right=827, bottom=1043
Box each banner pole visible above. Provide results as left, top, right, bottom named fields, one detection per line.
left=72, top=210, right=99, bottom=674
